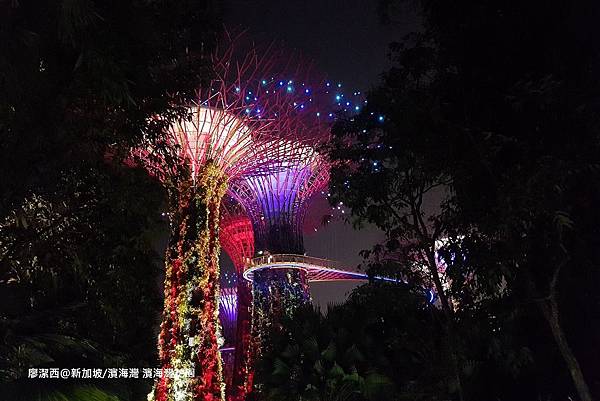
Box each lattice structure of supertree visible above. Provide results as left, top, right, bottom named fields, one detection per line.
left=219, top=200, right=254, bottom=401
left=136, top=34, right=314, bottom=401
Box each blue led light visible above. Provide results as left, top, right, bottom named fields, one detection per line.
left=378, top=115, right=385, bottom=122
left=286, top=86, right=293, bottom=92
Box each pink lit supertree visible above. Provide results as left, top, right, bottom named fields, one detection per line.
left=219, top=200, right=254, bottom=401
left=136, top=35, right=311, bottom=401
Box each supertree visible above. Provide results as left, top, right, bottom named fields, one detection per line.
left=228, top=127, right=332, bottom=377
left=224, top=76, right=392, bottom=398
left=219, top=200, right=254, bottom=401
left=218, top=285, right=238, bottom=396
left=136, top=35, right=308, bottom=401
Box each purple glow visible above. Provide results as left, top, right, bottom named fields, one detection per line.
left=219, top=286, right=238, bottom=346
left=230, top=141, right=329, bottom=246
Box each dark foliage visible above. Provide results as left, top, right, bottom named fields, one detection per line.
left=328, top=0, right=600, bottom=400
left=0, top=0, right=221, bottom=399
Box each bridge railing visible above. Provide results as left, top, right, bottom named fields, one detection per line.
left=245, top=253, right=348, bottom=271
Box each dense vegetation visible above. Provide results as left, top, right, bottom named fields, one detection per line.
left=310, top=0, right=600, bottom=400
left=0, top=1, right=219, bottom=399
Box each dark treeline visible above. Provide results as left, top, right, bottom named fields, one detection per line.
left=256, top=1, right=600, bottom=401
left=0, top=1, right=220, bottom=400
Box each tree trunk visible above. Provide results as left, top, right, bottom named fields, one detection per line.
left=539, top=298, right=593, bottom=401
left=153, top=163, right=228, bottom=401
left=425, top=250, right=465, bottom=401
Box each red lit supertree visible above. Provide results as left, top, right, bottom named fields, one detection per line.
left=137, top=35, right=309, bottom=401
left=219, top=200, right=254, bottom=401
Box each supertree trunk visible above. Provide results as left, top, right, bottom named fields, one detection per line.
left=230, top=279, right=253, bottom=401
left=250, top=268, right=310, bottom=364
left=153, top=163, right=228, bottom=401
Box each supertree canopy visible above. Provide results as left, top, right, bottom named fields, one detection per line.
left=227, top=66, right=332, bottom=256
left=232, top=140, right=329, bottom=254
left=137, top=35, right=311, bottom=401
left=219, top=200, right=255, bottom=401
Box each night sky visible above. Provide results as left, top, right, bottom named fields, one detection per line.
left=221, top=0, right=419, bottom=309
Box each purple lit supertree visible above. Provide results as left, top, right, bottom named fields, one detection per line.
left=228, top=107, right=332, bottom=380
left=218, top=285, right=238, bottom=396
left=218, top=286, right=238, bottom=351
left=135, top=34, right=311, bottom=401
left=233, top=141, right=330, bottom=254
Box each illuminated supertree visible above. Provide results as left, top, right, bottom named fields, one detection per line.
left=137, top=35, right=306, bottom=401
left=219, top=200, right=254, bottom=401
left=229, top=137, right=331, bottom=376
left=218, top=285, right=238, bottom=396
